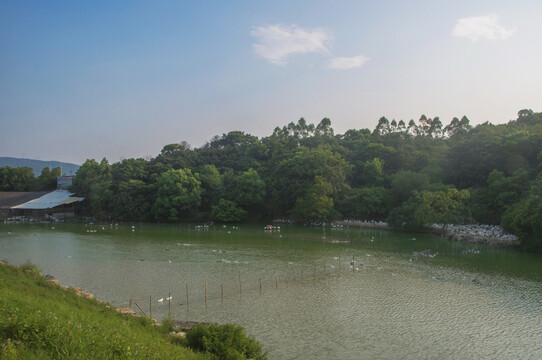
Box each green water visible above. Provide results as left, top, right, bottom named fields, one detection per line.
left=1, top=222, right=541, bottom=359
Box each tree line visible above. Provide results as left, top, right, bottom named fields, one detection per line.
left=3, top=110, right=541, bottom=251
left=0, top=166, right=62, bottom=192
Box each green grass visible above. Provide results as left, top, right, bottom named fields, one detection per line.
left=0, top=262, right=202, bottom=359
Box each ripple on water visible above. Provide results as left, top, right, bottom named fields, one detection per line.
left=1, top=225, right=541, bottom=359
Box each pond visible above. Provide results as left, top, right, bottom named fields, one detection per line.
left=1, top=222, right=541, bottom=359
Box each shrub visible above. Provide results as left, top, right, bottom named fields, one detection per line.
left=185, top=323, right=267, bottom=360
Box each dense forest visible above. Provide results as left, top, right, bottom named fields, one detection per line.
left=2, top=110, right=541, bottom=251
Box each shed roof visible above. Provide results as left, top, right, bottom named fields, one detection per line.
left=0, top=191, right=50, bottom=209
left=12, top=190, right=84, bottom=209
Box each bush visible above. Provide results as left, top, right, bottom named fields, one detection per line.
left=185, top=323, right=267, bottom=360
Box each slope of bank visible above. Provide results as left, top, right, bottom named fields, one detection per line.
left=0, top=262, right=202, bottom=359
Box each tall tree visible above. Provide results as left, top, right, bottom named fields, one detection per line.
left=37, top=167, right=61, bottom=190
left=152, top=169, right=202, bottom=221
left=272, top=146, right=350, bottom=215
left=291, top=176, right=334, bottom=222
left=198, top=164, right=223, bottom=212
left=224, top=168, right=266, bottom=215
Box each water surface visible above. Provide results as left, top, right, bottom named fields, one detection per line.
left=1, top=223, right=541, bottom=359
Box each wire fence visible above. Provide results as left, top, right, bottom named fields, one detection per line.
left=127, top=255, right=370, bottom=319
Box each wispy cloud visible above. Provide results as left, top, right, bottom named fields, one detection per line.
left=251, top=24, right=332, bottom=65
left=328, top=55, right=369, bottom=70
left=453, top=13, right=515, bottom=42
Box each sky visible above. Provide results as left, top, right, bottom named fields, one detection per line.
left=1, top=0, right=541, bottom=165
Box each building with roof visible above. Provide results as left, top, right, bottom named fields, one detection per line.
left=0, top=190, right=84, bottom=220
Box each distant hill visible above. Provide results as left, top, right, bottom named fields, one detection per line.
left=0, top=157, right=80, bottom=176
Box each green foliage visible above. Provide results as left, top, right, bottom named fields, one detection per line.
left=272, top=146, right=350, bottom=214
left=223, top=169, right=266, bottom=216
left=501, top=174, right=542, bottom=252
left=362, top=158, right=384, bottom=186
left=391, top=171, right=429, bottom=204
left=152, top=169, right=202, bottom=221
left=0, top=166, right=36, bottom=191
left=112, top=180, right=152, bottom=221
left=153, top=142, right=198, bottom=171
left=88, top=178, right=113, bottom=216
left=185, top=323, right=267, bottom=360
left=198, top=165, right=223, bottom=211
left=36, top=167, right=62, bottom=190
left=0, top=263, right=201, bottom=360
left=72, top=158, right=109, bottom=196
left=211, top=199, right=247, bottom=223
left=388, top=188, right=470, bottom=229
left=199, top=131, right=264, bottom=172
left=290, top=176, right=334, bottom=222
left=335, top=187, right=390, bottom=220
left=65, top=111, right=542, bottom=251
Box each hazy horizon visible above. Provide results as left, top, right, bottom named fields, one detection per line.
left=2, top=1, right=541, bottom=164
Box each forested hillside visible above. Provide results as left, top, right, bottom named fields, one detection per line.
left=69, top=109, right=542, bottom=251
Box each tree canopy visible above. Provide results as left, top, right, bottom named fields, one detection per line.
left=22, top=109, right=538, bottom=252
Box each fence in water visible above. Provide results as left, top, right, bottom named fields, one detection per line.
left=126, top=254, right=377, bottom=319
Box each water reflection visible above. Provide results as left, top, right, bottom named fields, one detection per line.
left=1, top=223, right=541, bottom=359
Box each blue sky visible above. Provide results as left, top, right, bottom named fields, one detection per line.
left=1, top=0, right=541, bottom=164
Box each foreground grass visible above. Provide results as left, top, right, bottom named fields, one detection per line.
left=0, top=262, right=202, bottom=359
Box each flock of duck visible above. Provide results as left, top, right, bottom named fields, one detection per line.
left=156, top=296, right=173, bottom=303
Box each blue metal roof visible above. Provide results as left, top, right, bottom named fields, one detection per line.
left=12, top=190, right=84, bottom=209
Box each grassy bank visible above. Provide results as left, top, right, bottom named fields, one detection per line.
left=0, top=262, right=202, bottom=359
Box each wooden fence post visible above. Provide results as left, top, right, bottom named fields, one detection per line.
left=135, top=302, right=147, bottom=317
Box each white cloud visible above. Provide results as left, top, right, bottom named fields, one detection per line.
left=453, top=13, right=515, bottom=42
left=251, top=24, right=332, bottom=65
left=328, top=55, right=369, bottom=70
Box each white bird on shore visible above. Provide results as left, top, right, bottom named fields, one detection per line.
left=165, top=296, right=172, bottom=301
left=157, top=298, right=164, bottom=303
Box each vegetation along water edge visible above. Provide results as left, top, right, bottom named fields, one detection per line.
left=0, top=261, right=267, bottom=360
left=2, top=110, right=541, bottom=252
